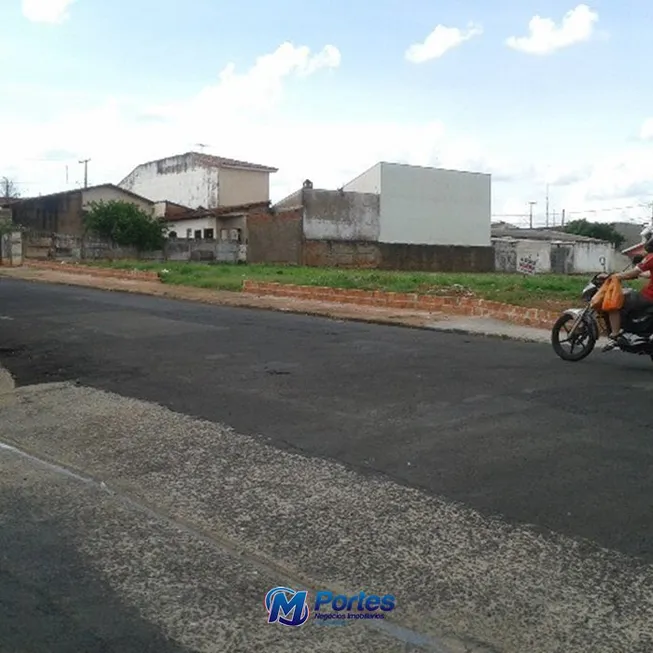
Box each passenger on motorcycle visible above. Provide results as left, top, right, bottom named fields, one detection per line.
left=602, top=236, right=653, bottom=351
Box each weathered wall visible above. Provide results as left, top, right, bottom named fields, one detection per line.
left=493, top=238, right=615, bottom=274
left=572, top=241, right=613, bottom=273
left=303, top=240, right=381, bottom=268
left=248, top=208, right=303, bottom=265
left=218, top=168, right=270, bottom=206
left=494, top=239, right=551, bottom=274
left=378, top=163, right=491, bottom=247
left=120, top=155, right=220, bottom=209
left=302, top=240, right=493, bottom=271
left=303, top=189, right=380, bottom=241
left=378, top=243, right=494, bottom=272
left=273, top=189, right=304, bottom=210
left=21, top=232, right=241, bottom=263
left=82, top=186, right=153, bottom=214
left=0, top=231, right=22, bottom=266
left=13, top=192, right=83, bottom=235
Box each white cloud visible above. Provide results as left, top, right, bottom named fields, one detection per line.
left=505, top=4, right=598, bottom=55
left=22, top=0, right=76, bottom=23
left=405, top=23, right=482, bottom=63
left=2, top=40, right=522, bottom=202
left=640, top=118, right=653, bottom=141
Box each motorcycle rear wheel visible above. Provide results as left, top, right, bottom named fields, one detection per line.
left=551, top=313, right=596, bottom=362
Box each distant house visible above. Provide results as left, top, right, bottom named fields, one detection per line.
left=10, top=184, right=154, bottom=236
left=118, top=152, right=278, bottom=210
left=164, top=201, right=270, bottom=241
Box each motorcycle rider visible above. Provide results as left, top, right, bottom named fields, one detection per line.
left=602, top=235, right=653, bottom=351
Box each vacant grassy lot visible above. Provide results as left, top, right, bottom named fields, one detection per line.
left=80, top=260, right=635, bottom=309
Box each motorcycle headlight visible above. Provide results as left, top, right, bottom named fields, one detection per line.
left=581, top=283, right=597, bottom=301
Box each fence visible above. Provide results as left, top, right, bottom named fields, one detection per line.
left=21, top=231, right=244, bottom=264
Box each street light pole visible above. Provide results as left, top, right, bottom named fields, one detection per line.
left=79, top=158, right=90, bottom=188
left=528, top=201, right=537, bottom=229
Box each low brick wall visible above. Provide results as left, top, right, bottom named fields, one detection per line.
left=242, top=281, right=559, bottom=329
left=26, top=260, right=160, bottom=282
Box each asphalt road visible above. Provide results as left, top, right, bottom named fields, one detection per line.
left=1, top=278, right=653, bottom=558
left=2, top=278, right=653, bottom=652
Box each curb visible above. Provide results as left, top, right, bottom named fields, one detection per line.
left=0, top=364, right=15, bottom=395
left=243, top=281, right=560, bottom=330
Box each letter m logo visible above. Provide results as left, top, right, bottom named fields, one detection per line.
left=265, top=587, right=310, bottom=627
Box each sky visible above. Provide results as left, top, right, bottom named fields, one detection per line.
left=1, top=0, right=653, bottom=227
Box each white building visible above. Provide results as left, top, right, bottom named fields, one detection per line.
left=343, top=162, right=491, bottom=247
left=119, top=152, right=278, bottom=210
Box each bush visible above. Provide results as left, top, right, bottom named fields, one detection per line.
left=84, top=200, right=168, bottom=251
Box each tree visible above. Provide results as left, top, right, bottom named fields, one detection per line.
left=1, top=177, right=20, bottom=200
left=562, top=219, right=625, bottom=248
left=84, top=200, right=168, bottom=251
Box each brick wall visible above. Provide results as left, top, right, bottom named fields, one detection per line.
left=248, top=208, right=303, bottom=264
left=243, top=281, right=559, bottom=329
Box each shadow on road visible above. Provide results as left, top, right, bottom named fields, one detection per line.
left=0, top=491, right=197, bottom=653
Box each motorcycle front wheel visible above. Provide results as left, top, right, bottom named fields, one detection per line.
left=551, top=313, right=596, bottom=361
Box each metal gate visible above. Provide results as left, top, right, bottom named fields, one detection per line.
left=551, top=243, right=573, bottom=274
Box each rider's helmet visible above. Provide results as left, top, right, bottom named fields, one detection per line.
left=644, top=235, right=653, bottom=254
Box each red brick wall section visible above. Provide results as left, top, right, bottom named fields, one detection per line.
left=26, top=260, right=160, bottom=282
left=242, top=281, right=560, bottom=330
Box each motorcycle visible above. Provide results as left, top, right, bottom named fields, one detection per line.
left=551, top=255, right=653, bottom=362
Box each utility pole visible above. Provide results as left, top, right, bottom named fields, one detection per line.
left=551, top=210, right=557, bottom=227
left=561, top=208, right=566, bottom=227
left=545, top=184, right=550, bottom=227
left=528, top=201, right=537, bottom=229
left=79, top=158, right=90, bottom=188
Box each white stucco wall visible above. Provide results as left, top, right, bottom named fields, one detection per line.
left=218, top=167, right=270, bottom=205
left=120, top=156, right=220, bottom=209
left=572, top=241, right=614, bottom=273
left=377, top=163, right=491, bottom=246
left=343, top=163, right=382, bottom=194
left=167, top=217, right=217, bottom=238
left=515, top=240, right=551, bottom=273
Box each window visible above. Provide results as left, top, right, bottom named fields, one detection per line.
left=203, top=228, right=214, bottom=239
left=230, top=228, right=242, bottom=243
left=186, top=228, right=192, bottom=238
left=194, top=230, right=202, bottom=239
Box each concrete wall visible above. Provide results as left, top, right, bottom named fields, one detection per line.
left=343, top=163, right=382, bottom=194
left=0, top=231, right=22, bottom=266
left=378, top=163, right=491, bottom=247
left=22, top=231, right=241, bottom=263
left=248, top=209, right=303, bottom=265
left=572, top=241, right=613, bottom=273
left=303, top=189, right=380, bottom=241
left=303, top=240, right=493, bottom=272
left=120, top=155, right=220, bottom=209
left=218, top=167, right=270, bottom=206
left=82, top=186, right=153, bottom=215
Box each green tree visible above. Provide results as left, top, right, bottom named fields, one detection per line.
left=562, top=219, right=625, bottom=248
left=84, top=200, right=168, bottom=251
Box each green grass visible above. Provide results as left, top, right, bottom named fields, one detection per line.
left=79, top=259, right=630, bottom=308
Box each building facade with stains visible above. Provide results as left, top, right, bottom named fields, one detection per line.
left=11, top=185, right=154, bottom=236
left=118, top=152, right=278, bottom=210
